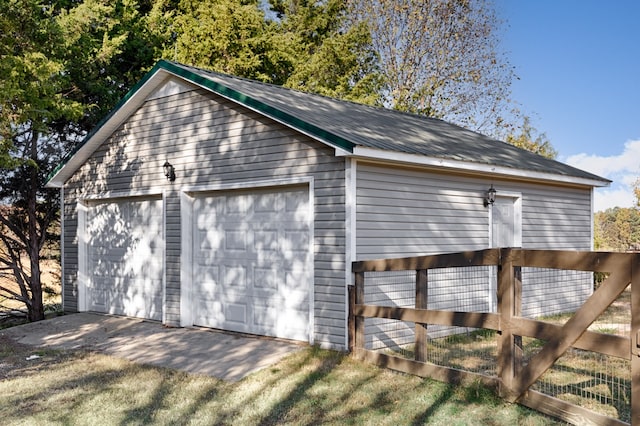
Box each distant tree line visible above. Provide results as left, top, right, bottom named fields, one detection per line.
left=594, top=181, right=640, bottom=251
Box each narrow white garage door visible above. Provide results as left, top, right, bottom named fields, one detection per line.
left=86, top=197, right=164, bottom=321
left=192, top=186, right=311, bottom=341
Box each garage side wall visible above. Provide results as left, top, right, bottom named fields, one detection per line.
left=355, top=162, right=593, bottom=347
left=356, top=162, right=593, bottom=258
left=62, top=83, right=347, bottom=348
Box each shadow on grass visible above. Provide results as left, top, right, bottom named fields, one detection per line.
left=0, top=342, right=564, bottom=425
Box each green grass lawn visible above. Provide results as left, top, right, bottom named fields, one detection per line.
left=0, top=341, right=562, bottom=425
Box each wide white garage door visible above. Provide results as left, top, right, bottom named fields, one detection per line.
left=192, top=186, right=311, bottom=341
left=86, top=197, right=164, bottom=321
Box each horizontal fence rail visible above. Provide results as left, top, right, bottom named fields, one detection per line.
left=350, top=248, right=640, bottom=425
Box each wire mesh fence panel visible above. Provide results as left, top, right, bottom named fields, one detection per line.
left=363, top=270, right=415, bottom=351
left=425, top=329, right=499, bottom=377
left=519, top=270, right=631, bottom=422
left=426, top=266, right=496, bottom=338
left=352, top=249, right=639, bottom=426
left=362, top=266, right=498, bottom=372
left=527, top=343, right=632, bottom=423
left=590, top=283, right=631, bottom=338
left=521, top=267, right=593, bottom=320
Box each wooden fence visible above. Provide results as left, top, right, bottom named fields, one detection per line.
left=349, top=248, right=640, bottom=425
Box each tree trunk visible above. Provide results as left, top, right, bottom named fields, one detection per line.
left=26, top=131, right=45, bottom=322
left=27, top=247, right=45, bottom=322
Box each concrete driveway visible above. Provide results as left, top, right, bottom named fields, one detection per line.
left=1, top=313, right=304, bottom=382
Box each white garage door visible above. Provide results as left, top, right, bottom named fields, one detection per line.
left=86, top=197, right=164, bottom=321
left=192, top=186, right=311, bottom=341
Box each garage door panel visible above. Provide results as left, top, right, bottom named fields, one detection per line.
left=225, top=303, right=248, bottom=324
left=224, top=229, right=248, bottom=251
left=253, top=266, right=280, bottom=290
left=253, top=230, right=278, bottom=251
left=192, top=187, right=311, bottom=341
left=86, top=197, right=164, bottom=321
left=254, top=305, right=277, bottom=329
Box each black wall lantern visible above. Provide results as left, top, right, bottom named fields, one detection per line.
left=163, top=161, right=176, bottom=182
left=484, top=184, right=496, bottom=207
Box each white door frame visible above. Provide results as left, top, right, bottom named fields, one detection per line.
left=488, top=192, right=522, bottom=249
left=179, top=177, right=315, bottom=344
left=488, top=191, right=522, bottom=313
left=77, top=190, right=166, bottom=321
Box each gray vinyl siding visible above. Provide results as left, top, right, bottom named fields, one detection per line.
left=356, top=162, right=594, bottom=346
left=521, top=186, right=592, bottom=249
left=356, top=162, right=491, bottom=259
left=62, top=86, right=346, bottom=348
left=61, top=200, right=78, bottom=312
left=356, top=162, right=593, bottom=257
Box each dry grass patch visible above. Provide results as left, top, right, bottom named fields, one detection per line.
left=0, top=340, right=561, bottom=425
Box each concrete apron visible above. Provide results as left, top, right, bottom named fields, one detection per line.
left=2, top=313, right=304, bottom=382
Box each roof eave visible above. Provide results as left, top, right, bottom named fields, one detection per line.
left=344, top=146, right=611, bottom=188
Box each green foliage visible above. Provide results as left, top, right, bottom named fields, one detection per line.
left=155, top=0, right=381, bottom=105
left=166, top=0, right=269, bottom=78
left=271, top=0, right=382, bottom=104
left=57, top=0, right=162, bottom=131
left=0, top=0, right=85, bottom=322
left=505, top=116, right=558, bottom=159
left=0, top=0, right=157, bottom=321
left=594, top=207, right=640, bottom=251
left=0, top=0, right=83, bottom=139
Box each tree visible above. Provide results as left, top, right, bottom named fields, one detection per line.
left=57, top=0, right=163, bottom=131
left=505, top=116, right=557, bottom=159
left=0, top=0, right=159, bottom=322
left=153, top=0, right=381, bottom=104
left=161, top=0, right=270, bottom=79
left=346, top=0, right=517, bottom=136
left=268, top=0, right=382, bottom=104
left=0, top=0, right=83, bottom=321
left=634, top=178, right=640, bottom=208
left=594, top=207, right=640, bottom=252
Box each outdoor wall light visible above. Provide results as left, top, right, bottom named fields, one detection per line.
left=163, top=161, right=176, bottom=182
left=484, top=184, right=497, bottom=207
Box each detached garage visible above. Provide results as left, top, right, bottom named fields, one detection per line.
left=47, top=60, right=609, bottom=350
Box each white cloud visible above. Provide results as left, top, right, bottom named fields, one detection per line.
left=594, top=186, right=635, bottom=211
left=564, top=139, right=640, bottom=211
left=565, top=139, right=640, bottom=177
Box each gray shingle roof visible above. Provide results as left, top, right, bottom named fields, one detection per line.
left=47, top=60, right=610, bottom=187
left=171, top=61, right=608, bottom=184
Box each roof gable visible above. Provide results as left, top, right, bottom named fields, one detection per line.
left=46, top=60, right=610, bottom=188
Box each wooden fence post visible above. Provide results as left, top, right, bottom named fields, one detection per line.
left=513, top=264, right=523, bottom=378
left=497, top=248, right=520, bottom=401
left=348, top=285, right=355, bottom=353
left=415, top=269, right=428, bottom=362
left=631, top=253, right=640, bottom=425
left=354, top=272, right=365, bottom=352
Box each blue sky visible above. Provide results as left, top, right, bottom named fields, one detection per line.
left=496, top=0, right=640, bottom=211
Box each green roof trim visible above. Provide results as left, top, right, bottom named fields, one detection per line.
left=158, top=60, right=355, bottom=153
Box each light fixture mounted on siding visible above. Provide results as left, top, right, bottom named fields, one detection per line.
left=484, top=184, right=497, bottom=207
left=163, top=161, right=176, bottom=182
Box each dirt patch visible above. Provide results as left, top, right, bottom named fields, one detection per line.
left=0, top=334, right=77, bottom=381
